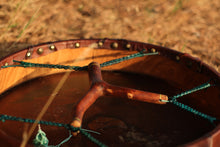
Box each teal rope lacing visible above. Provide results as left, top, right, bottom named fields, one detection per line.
left=0, top=114, right=107, bottom=147
left=52, top=131, right=72, bottom=147
left=169, top=81, right=213, bottom=100
left=33, top=125, right=49, bottom=147
left=3, top=60, right=88, bottom=71
left=0, top=49, right=219, bottom=146
left=171, top=100, right=217, bottom=123
left=0, top=50, right=157, bottom=147
left=1, top=49, right=158, bottom=70
left=160, top=81, right=218, bottom=123
left=100, top=51, right=158, bottom=67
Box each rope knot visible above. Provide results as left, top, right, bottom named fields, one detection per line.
left=65, top=124, right=81, bottom=133
left=33, top=125, right=49, bottom=147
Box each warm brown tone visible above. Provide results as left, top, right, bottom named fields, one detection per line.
left=71, top=62, right=168, bottom=135
left=0, top=0, right=219, bottom=72
left=0, top=39, right=219, bottom=146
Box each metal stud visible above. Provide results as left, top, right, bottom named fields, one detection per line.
left=75, top=42, right=80, bottom=48
left=26, top=52, right=31, bottom=57
left=151, top=48, right=156, bottom=53
left=111, top=42, right=118, bottom=49
left=98, top=41, right=103, bottom=47
left=37, top=48, right=44, bottom=55
left=126, top=43, right=131, bottom=49
left=49, top=45, right=55, bottom=50
left=176, top=56, right=180, bottom=61
left=4, top=62, right=8, bottom=66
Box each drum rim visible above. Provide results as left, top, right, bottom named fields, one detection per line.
left=0, top=38, right=219, bottom=147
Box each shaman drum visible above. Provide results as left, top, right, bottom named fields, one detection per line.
left=0, top=39, right=219, bottom=147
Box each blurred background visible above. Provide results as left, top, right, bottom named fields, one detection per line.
left=0, top=0, right=219, bottom=71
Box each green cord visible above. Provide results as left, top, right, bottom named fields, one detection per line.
left=163, top=81, right=218, bottom=123
left=1, top=50, right=158, bottom=70
left=0, top=115, right=107, bottom=147
left=0, top=50, right=157, bottom=147
left=49, top=131, right=72, bottom=147
left=0, top=50, right=219, bottom=146
left=33, top=126, right=73, bottom=147
left=33, top=125, right=49, bottom=147
left=169, top=81, right=213, bottom=100
left=2, top=60, right=88, bottom=71
left=170, top=100, right=217, bottom=123
left=100, top=51, right=158, bottom=67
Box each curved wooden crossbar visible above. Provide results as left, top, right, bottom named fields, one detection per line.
left=0, top=39, right=219, bottom=146
left=71, top=62, right=168, bottom=135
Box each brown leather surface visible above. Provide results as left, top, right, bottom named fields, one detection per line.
left=0, top=38, right=219, bottom=146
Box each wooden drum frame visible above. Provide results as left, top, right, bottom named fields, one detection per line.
left=0, top=39, right=219, bottom=147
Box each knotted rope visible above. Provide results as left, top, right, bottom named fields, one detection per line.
left=0, top=114, right=107, bottom=147
left=160, top=81, right=218, bottom=124
left=0, top=49, right=219, bottom=146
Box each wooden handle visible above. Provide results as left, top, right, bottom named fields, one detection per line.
left=71, top=62, right=168, bottom=135
left=104, top=84, right=168, bottom=104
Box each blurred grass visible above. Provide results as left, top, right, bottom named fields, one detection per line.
left=172, top=0, right=183, bottom=13
left=17, top=10, right=37, bottom=38
left=0, top=0, right=219, bottom=71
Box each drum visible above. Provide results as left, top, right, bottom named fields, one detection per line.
left=0, top=39, right=219, bottom=147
